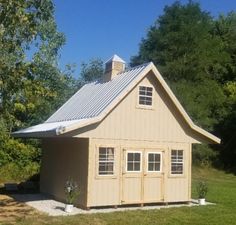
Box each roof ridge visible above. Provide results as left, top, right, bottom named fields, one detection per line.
left=93, top=62, right=151, bottom=84
left=121, top=62, right=151, bottom=74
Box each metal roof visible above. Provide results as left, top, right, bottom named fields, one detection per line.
left=46, top=63, right=149, bottom=123
left=12, top=63, right=150, bottom=137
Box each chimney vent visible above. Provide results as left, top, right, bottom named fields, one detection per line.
left=103, top=54, right=125, bottom=82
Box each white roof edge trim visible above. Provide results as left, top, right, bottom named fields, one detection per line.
left=12, top=119, right=89, bottom=138
left=150, top=62, right=221, bottom=144
left=60, top=117, right=101, bottom=134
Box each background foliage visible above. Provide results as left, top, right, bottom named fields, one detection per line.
left=131, top=1, right=236, bottom=172
left=0, top=0, right=78, bottom=181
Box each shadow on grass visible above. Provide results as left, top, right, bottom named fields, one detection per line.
left=0, top=194, right=37, bottom=222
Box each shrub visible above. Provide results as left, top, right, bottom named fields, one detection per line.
left=64, top=178, right=80, bottom=204
left=192, top=144, right=218, bottom=166
left=0, top=162, right=40, bottom=183
left=196, top=181, right=208, bottom=199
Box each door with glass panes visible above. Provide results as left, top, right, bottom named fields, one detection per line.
left=122, top=149, right=164, bottom=204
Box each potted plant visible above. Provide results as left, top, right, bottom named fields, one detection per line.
left=64, top=178, right=80, bottom=213
left=196, top=181, right=208, bottom=205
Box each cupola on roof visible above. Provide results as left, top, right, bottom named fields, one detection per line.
left=103, top=54, right=126, bottom=82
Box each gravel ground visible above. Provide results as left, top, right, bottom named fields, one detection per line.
left=11, top=194, right=214, bottom=216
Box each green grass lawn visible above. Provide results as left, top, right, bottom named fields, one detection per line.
left=3, top=166, right=236, bottom=225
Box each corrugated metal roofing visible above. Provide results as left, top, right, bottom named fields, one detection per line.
left=46, top=63, right=149, bottom=123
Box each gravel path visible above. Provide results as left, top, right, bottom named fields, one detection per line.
left=11, top=194, right=214, bottom=216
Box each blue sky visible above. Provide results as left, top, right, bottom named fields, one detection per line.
left=53, top=0, right=236, bottom=75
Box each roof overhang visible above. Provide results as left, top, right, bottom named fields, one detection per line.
left=11, top=118, right=99, bottom=138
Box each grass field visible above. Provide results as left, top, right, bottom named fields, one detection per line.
left=2, top=166, right=236, bottom=225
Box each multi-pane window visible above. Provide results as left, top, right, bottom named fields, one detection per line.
left=127, top=152, right=141, bottom=172
left=147, top=153, right=161, bottom=172
left=171, top=150, right=184, bottom=175
left=98, top=147, right=114, bottom=175
left=139, top=86, right=153, bottom=106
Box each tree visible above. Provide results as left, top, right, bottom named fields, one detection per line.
left=0, top=0, right=77, bottom=180
left=131, top=1, right=228, bottom=84
left=0, top=0, right=78, bottom=128
left=79, top=58, right=104, bottom=83
left=13, top=18, right=77, bottom=127
left=131, top=1, right=236, bottom=170
left=0, top=0, right=53, bottom=127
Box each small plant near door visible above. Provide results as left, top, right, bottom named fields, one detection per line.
left=64, top=178, right=80, bottom=213
left=196, top=181, right=208, bottom=205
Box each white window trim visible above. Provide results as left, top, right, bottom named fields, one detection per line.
left=170, top=149, right=184, bottom=175
left=97, top=147, right=115, bottom=177
left=137, top=85, right=154, bottom=108
left=126, top=151, right=142, bottom=173
left=146, top=152, right=162, bottom=173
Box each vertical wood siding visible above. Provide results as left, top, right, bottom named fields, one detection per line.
left=87, top=139, right=191, bottom=207
left=40, top=138, right=89, bottom=207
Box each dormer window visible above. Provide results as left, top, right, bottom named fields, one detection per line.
left=139, top=86, right=153, bottom=106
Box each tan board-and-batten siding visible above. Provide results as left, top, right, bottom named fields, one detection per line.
left=40, top=138, right=89, bottom=207
left=86, top=138, right=191, bottom=207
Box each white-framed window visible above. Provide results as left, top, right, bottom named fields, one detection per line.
left=98, top=147, right=114, bottom=175
left=147, top=152, right=162, bottom=172
left=171, top=149, right=184, bottom=175
left=126, top=151, right=142, bottom=172
left=139, top=86, right=153, bottom=106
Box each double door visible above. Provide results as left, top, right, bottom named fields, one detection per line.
left=122, top=148, right=165, bottom=204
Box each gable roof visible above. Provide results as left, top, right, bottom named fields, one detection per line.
left=12, top=62, right=220, bottom=144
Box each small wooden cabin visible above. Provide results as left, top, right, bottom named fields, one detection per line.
left=13, top=55, right=220, bottom=209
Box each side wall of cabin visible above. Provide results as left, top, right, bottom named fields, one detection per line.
left=40, top=138, right=89, bottom=207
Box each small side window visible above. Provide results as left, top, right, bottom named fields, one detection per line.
left=98, top=147, right=114, bottom=175
left=147, top=153, right=161, bottom=172
left=127, top=152, right=141, bottom=172
left=171, top=150, right=184, bottom=175
left=139, top=86, right=153, bottom=106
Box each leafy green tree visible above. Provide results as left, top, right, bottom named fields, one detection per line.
left=213, top=13, right=236, bottom=83
left=213, top=14, right=236, bottom=172
left=217, top=82, right=236, bottom=172
left=0, top=0, right=77, bottom=180
left=79, top=58, right=103, bottom=83
left=131, top=1, right=227, bottom=82
left=131, top=1, right=236, bottom=170
left=0, top=0, right=54, bottom=127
